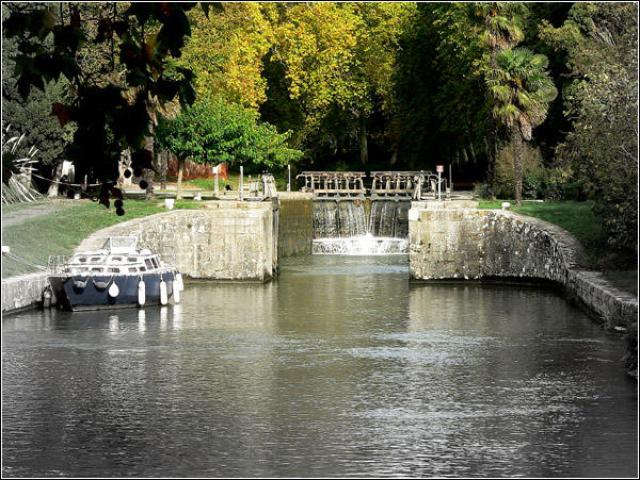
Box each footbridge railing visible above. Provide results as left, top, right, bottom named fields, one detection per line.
left=296, top=171, right=450, bottom=200
left=296, top=171, right=367, bottom=198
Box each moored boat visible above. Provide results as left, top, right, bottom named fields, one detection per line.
left=48, top=236, right=184, bottom=311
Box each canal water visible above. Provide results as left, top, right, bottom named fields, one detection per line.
left=2, top=255, right=637, bottom=477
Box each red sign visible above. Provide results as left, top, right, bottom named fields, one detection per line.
left=436, top=165, right=444, bottom=173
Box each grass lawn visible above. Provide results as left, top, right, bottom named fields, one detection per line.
left=183, top=171, right=291, bottom=192
left=1, top=198, right=201, bottom=278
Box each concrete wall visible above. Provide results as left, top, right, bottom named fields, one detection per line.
left=2, top=272, right=55, bottom=314
left=277, top=193, right=314, bottom=257
left=78, top=201, right=277, bottom=282
left=409, top=205, right=638, bottom=331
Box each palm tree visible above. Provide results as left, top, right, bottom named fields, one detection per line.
left=486, top=47, right=557, bottom=205
left=476, top=2, right=528, bottom=197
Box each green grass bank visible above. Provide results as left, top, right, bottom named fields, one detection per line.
left=1, top=199, right=201, bottom=278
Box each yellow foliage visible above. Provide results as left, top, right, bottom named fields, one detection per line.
left=181, top=3, right=276, bottom=109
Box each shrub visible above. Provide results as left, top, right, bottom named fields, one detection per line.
left=473, top=182, right=493, bottom=199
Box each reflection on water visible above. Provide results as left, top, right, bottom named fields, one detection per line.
left=2, top=255, right=637, bottom=478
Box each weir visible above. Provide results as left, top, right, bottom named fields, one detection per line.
left=298, top=170, right=446, bottom=255
left=312, top=198, right=410, bottom=255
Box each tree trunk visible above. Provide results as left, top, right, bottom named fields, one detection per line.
left=176, top=157, right=184, bottom=200
left=512, top=129, right=524, bottom=206
left=389, top=146, right=398, bottom=165
left=159, top=150, right=168, bottom=191
left=359, top=116, right=368, bottom=165
left=143, top=135, right=155, bottom=200
left=485, top=130, right=498, bottom=200
left=47, top=162, right=63, bottom=197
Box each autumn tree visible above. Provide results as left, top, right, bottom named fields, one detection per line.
left=270, top=3, right=414, bottom=166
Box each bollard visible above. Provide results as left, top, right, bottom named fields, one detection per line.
left=239, top=166, right=244, bottom=201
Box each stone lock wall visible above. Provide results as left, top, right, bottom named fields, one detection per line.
left=2, top=272, right=55, bottom=314
left=78, top=201, right=277, bottom=282
left=277, top=193, right=314, bottom=257
left=409, top=205, right=638, bottom=331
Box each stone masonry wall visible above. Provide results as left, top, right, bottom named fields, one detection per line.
left=277, top=193, right=314, bottom=257
left=78, top=201, right=276, bottom=282
left=409, top=206, right=638, bottom=332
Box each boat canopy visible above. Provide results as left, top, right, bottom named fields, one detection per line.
left=101, top=236, right=139, bottom=254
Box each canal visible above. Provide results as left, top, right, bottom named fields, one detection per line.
left=2, top=255, right=637, bottom=477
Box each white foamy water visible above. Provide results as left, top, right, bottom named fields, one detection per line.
left=313, top=234, right=408, bottom=255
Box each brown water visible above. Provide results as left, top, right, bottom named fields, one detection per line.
left=2, top=255, right=637, bottom=477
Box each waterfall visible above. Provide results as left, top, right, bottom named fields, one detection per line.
left=313, top=199, right=409, bottom=255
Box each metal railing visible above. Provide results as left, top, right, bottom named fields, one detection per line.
left=295, top=171, right=450, bottom=200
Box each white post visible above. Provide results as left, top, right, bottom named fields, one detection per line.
left=449, top=164, right=453, bottom=193
left=287, top=164, right=291, bottom=192
left=438, top=171, right=442, bottom=201
left=239, top=166, right=244, bottom=201
left=214, top=169, right=219, bottom=196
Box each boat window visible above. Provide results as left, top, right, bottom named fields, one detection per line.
left=127, top=257, right=137, bottom=263
left=111, top=257, right=123, bottom=262
left=152, top=257, right=160, bottom=268
left=108, top=267, right=120, bottom=273
left=128, top=267, right=137, bottom=273
left=139, top=266, right=146, bottom=272
left=77, top=257, right=87, bottom=263
left=90, top=256, right=101, bottom=262
left=91, top=267, right=103, bottom=272
left=145, top=259, right=154, bottom=269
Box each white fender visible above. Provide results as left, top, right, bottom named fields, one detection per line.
left=160, top=280, right=168, bottom=305
left=138, top=279, right=146, bottom=306
left=173, top=280, right=181, bottom=304
left=176, top=273, right=184, bottom=292
left=108, top=281, right=120, bottom=298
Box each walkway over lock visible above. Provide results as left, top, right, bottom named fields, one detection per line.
left=296, top=171, right=451, bottom=200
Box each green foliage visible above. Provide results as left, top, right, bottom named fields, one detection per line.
left=393, top=3, right=489, bottom=170
left=156, top=99, right=303, bottom=168
left=541, top=2, right=638, bottom=253
left=1, top=5, right=75, bottom=171
left=493, top=142, right=572, bottom=200
left=3, top=2, right=198, bottom=210
left=485, top=47, right=558, bottom=141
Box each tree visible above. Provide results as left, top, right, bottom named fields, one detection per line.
left=475, top=2, right=528, bottom=194
left=3, top=3, right=197, bottom=213
left=486, top=47, right=557, bottom=205
left=179, top=3, right=275, bottom=109
left=540, top=2, right=638, bottom=254
left=1, top=4, right=75, bottom=195
left=156, top=99, right=302, bottom=199
left=270, top=3, right=413, bottom=166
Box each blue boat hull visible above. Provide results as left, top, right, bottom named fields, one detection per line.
left=49, top=273, right=176, bottom=311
